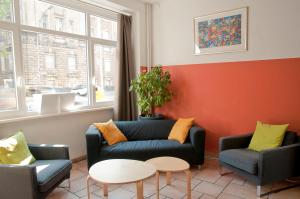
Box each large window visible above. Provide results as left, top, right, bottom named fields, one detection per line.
left=0, top=0, right=118, bottom=117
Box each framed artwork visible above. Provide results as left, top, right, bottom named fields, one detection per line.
left=194, top=7, right=248, bottom=55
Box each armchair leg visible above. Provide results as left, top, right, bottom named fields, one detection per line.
left=197, top=165, right=202, bottom=170
left=219, top=165, right=233, bottom=176
left=59, top=178, right=71, bottom=189
left=256, top=185, right=261, bottom=197
left=257, top=183, right=300, bottom=197
left=67, top=178, right=71, bottom=189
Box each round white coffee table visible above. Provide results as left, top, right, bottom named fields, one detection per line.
left=146, top=156, right=191, bottom=199
left=87, top=159, right=156, bottom=199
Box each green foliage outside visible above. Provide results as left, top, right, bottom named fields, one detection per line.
left=130, top=65, right=172, bottom=117
left=0, top=0, right=11, bottom=20
left=0, top=0, right=12, bottom=58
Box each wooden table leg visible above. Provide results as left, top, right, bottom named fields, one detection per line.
left=185, top=170, right=192, bottom=199
left=136, top=180, right=144, bottom=199
left=86, top=176, right=91, bottom=199
left=156, top=171, right=160, bottom=199
left=103, top=183, right=108, bottom=197
left=166, top=172, right=172, bottom=185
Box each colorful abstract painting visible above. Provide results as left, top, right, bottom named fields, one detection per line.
left=194, top=8, right=247, bottom=55
left=198, top=14, right=241, bottom=48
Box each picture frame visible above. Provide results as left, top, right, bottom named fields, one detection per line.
left=194, top=7, right=248, bottom=55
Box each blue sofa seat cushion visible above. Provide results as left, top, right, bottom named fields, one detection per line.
left=32, top=160, right=72, bottom=192
left=219, top=149, right=259, bottom=175
left=100, top=140, right=195, bottom=162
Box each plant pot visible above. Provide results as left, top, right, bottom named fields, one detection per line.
left=138, top=114, right=164, bottom=121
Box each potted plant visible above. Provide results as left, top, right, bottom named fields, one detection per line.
left=130, top=65, right=172, bottom=120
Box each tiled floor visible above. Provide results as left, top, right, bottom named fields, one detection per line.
left=47, top=158, right=300, bottom=199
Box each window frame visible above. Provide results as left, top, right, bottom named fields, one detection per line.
left=0, top=0, right=119, bottom=119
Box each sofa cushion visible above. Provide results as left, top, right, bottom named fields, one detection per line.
left=100, top=140, right=195, bottom=162
left=115, top=120, right=176, bottom=141
left=219, top=149, right=259, bottom=174
left=32, top=160, right=72, bottom=192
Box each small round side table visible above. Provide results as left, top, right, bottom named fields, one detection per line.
left=146, top=156, right=191, bottom=199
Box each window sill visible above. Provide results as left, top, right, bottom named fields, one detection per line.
left=0, top=106, right=113, bottom=124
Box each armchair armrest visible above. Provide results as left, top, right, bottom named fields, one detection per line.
left=28, top=144, right=69, bottom=160
left=86, top=125, right=103, bottom=168
left=219, top=133, right=253, bottom=152
left=189, top=126, right=205, bottom=164
left=0, top=164, right=38, bottom=199
left=259, top=143, right=300, bottom=185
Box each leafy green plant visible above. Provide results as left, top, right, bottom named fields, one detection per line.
left=130, top=65, right=172, bottom=117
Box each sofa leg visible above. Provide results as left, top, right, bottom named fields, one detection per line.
left=197, top=165, right=202, bottom=170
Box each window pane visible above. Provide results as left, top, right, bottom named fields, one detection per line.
left=20, top=0, right=86, bottom=35
left=21, top=31, right=88, bottom=112
left=90, top=15, right=117, bottom=41
left=94, top=45, right=116, bottom=102
left=0, top=29, right=16, bottom=111
left=0, top=0, right=13, bottom=22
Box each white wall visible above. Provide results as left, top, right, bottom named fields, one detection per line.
left=152, top=0, right=300, bottom=65
left=0, top=109, right=113, bottom=159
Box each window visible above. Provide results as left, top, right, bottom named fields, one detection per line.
left=0, top=0, right=13, bottom=22
left=0, top=30, right=17, bottom=111
left=0, top=0, right=118, bottom=118
left=45, top=53, right=55, bottom=69
left=55, top=17, right=63, bottom=31
left=41, top=14, right=48, bottom=28
left=68, top=54, right=77, bottom=71
left=94, top=45, right=116, bottom=103
left=20, top=0, right=86, bottom=35
left=90, top=15, right=117, bottom=41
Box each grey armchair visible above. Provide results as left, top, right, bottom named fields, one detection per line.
left=219, top=131, right=300, bottom=197
left=0, top=144, right=72, bottom=199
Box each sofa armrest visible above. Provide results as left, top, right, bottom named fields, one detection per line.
left=0, top=164, right=38, bottom=199
left=258, top=143, right=300, bottom=185
left=86, top=125, right=103, bottom=168
left=189, top=126, right=205, bottom=164
left=28, top=144, right=69, bottom=160
left=219, top=133, right=253, bottom=152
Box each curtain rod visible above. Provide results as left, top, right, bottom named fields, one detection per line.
left=80, top=0, right=132, bottom=16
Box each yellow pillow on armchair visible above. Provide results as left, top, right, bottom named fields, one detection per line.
left=94, top=120, right=127, bottom=145
left=168, top=118, right=194, bottom=144
left=248, top=121, right=289, bottom=151
left=0, top=131, right=36, bottom=165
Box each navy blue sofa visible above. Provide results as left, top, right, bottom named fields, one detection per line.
left=86, top=120, right=205, bottom=169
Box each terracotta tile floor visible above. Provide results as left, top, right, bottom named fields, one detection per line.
left=47, top=158, right=300, bottom=199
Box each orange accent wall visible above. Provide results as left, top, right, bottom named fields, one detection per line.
left=157, top=58, right=300, bottom=154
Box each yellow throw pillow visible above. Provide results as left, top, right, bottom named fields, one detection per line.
left=0, top=131, right=36, bottom=165
left=168, top=118, right=194, bottom=144
left=248, top=121, right=289, bottom=152
left=94, top=120, right=127, bottom=145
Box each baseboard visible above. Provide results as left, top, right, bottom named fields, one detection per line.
left=205, top=152, right=219, bottom=159
left=71, top=155, right=86, bottom=163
